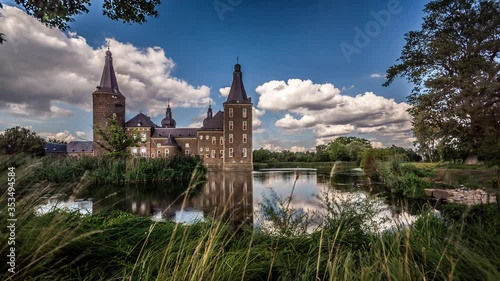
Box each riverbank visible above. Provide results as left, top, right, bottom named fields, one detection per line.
left=0, top=154, right=206, bottom=184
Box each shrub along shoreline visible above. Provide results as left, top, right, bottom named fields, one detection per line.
left=1, top=154, right=206, bottom=184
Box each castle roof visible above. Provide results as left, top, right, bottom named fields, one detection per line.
left=44, top=143, right=67, bottom=154
left=201, top=110, right=224, bottom=130
left=225, top=63, right=251, bottom=104
left=125, top=113, right=157, bottom=128
left=152, top=128, right=197, bottom=138
left=67, top=141, right=93, bottom=152
left=164, top=134, right=179, bottom=147
left=94, top=49, right=124, bottom=96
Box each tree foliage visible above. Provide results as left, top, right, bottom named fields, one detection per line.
left=0, top=126, right=46, bottom=156
left=384, top=0, right=500, bottom=164
left=1, top=0, right=161, bottom=43
left=94, top=118, right=138, bottom=158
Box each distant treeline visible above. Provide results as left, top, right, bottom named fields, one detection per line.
left=253, top=137, right=421, bottom=163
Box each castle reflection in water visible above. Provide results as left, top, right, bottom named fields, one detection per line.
left=90, top=171, right=254, bottom=226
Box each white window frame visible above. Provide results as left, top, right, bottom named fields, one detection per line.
left=228, top=148, right=233, bottom=158
left=140, top=147, right=146, bottom=158
left=151, top=153, right=155, bottom=158
left=229, top=121, right=233, bottom=131
left=185, top=149, right=190, bottom=155
left=229, top=134, right=233, bottom=144
left=220, top=137, right=224, bottom=145
left=243, top=148, right=247, bottom=158
left=243, top=121, right=247, bottom=131
left=157, top=150, right=161, bottom=158
left=220, top=150, right=224, bottom=158
left=211, top=150, right=216, bottom=158
left=243, top=134, right=247, bottom=143
left=243, top=108, right=247, bottom=118
left=212, top=136, right=216, bottom=145
left=229, top=108, right=233, bottom=118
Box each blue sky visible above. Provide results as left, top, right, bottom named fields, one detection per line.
left=0, top=0, right=426, bottom=151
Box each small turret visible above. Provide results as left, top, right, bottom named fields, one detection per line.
left=161, top=103, right=176, bottom=128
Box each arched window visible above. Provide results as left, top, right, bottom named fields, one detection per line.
left=242, top=108, right=247, bottom=118
left=165, top=148, right=170, bottom=155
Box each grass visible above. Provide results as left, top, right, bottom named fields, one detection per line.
left=0, top=153, right=206, bottom=184
left=1, top=156, right=499, bottom=280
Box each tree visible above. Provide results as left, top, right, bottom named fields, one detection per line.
left=0, top=126, right=46, bottom=156
left=326, top=137, right=372, bottom=161
left=94, top=118, right=138, bottom=158
left=0, top=3, right=6, bottom=44
left=384, top=0, right=500, bottom=167
left=1, top=0, right=161, bottom=43
left=47, top=138, right=67, bottom=144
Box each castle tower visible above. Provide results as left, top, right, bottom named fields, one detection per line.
left=223, top=63, right=253, bottom=170
left=92, top=49, right=126, bottom=156
left=161, top=103, right=176, bottom=128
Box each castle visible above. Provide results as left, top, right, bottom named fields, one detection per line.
left=90, top=49, right=253, bottom=170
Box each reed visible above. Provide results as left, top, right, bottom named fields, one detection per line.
left=0, top=155, right=499, bottom=280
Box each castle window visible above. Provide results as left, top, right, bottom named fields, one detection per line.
left=228, top=148, right=233, bottom=158
left=165, top=148, right=170, bottom=155
left=140, top=147, right=146, bottom=157
left=185, top=149, right=190, bottom=155
left=243, top=134, right=247, bottom=143
left=131, top=147, right=138, bottom=155
left=229, top=121, right=233, bottom=130
left=151, top=153, right=155, bottom=158
left=185, top=143, right=190, bottom=148
left=220, top=137, right=224, bottom=145
left=206, top=147, right=209, bottom=152
left=243, top=121, right=247, bottom=131
left=200, top=147, right=203, bottom=152
left=229, top=108, right=233, bottom=118
left=243, top=148, right=247, bottom=158
left=229, top=134, right=233, bottom=143
left=157, top=150, right=161, bottom=158
left=199, top=135, right=203, bottom=140
left=211, top=150, right=216, bottom=158
left=212, top=136, right=216, bottom=145
left=243, top=108, right=247, bottom=118
left=205, top=153, right=209, bottom=158
left=112, top=113, right=117, bottom=120
left=157, top=143, right=161, bottom=147
left=206, top=135, right=209, bottom=140
left=220, top=150, right=224, bottom=158
left=137, top=122, right=142, bottom=127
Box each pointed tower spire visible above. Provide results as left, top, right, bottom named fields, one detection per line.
left=96, top=47, right=122, bottom=95
left=161, top=100, right=176, bottom=128
left=207, top=101, right=213, bottom=119
left=225, top=62, right=251, bottom=104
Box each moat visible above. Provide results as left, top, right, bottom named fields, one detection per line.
left=36, top=164, right=425, bottom=231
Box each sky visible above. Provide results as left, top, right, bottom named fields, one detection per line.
left=0, top=0, right=427, bottom=151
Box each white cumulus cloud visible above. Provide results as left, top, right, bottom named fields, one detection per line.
left=0, top=5, right=211, bottom=120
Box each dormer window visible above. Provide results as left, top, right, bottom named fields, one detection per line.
left=137, top=122, right=142, bottom=127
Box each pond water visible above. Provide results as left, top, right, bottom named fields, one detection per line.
left=37, top=163, right=428, bottom=231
